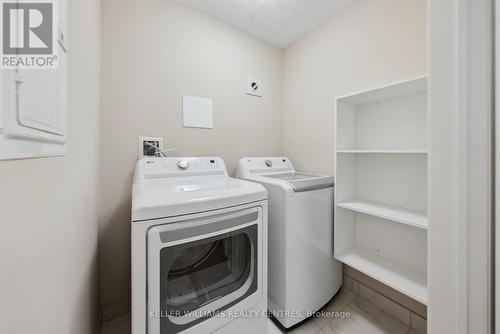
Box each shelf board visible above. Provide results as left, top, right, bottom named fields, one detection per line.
left=337, top=150, right=427, bottom=154
left=337, top=200, right=428, bottom=230
left=336, top=75, right=427, bottom=104
left=336, top=247, right=427, bottom=304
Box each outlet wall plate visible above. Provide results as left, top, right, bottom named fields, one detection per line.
left=139, top=136, right=163, bottom=158
left=247, top=77, right=263, bottom=97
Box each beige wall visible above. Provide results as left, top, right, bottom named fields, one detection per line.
left=99, top=0, right=283, bottom=314
left=0, top=1, right=101, bottom=333
left=283, top=0, right=427, bottom=174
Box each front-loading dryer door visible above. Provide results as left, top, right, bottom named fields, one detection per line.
left=147, top=207, right=263, bottom=334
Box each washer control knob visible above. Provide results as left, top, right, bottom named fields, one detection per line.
left=264, top=159, right=272, bottom=167
left=177, top=160, right=189, bottom=171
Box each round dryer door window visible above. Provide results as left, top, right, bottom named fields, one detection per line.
left=159, top=224, right=258, bottom=333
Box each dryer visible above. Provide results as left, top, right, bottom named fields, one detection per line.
left=132, top=157, right=268, bottom=334
left=236, top=157, right=342, bottom=329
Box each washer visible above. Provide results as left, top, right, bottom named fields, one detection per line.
left=132, top=157, right=268, bottom=334
left=236, top=157, right=342, bottom=329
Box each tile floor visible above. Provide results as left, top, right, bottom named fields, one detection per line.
left=100, top=289, right=425, bottom=334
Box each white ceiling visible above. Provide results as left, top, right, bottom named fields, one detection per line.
left=178, top=0, right=356, bottom=48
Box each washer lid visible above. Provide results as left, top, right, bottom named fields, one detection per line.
left=261, top=172, right=334, bottom=192
left=236, top=157, right=334, bottom=192
left=132, top=176, right=267, bottom=222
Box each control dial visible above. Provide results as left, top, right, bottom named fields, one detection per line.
left=177, top=160, right=189, bottom=171
left=264, top=159, right=272, bottom=167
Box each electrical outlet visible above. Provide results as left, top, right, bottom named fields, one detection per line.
left=139, top=137, right=163, bottom=158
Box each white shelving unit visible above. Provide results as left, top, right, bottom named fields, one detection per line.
left=334, top=76, right=428, bottom=305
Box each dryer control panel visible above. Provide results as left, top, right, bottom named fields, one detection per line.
left=134, top=157, right=228, bottom=183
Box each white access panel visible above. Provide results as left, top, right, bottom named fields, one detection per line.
left=0, top=0, right=68, bottom=160
left=183, top=95, right=213, bottom=129
left=17, top=69, right=64, bottom=136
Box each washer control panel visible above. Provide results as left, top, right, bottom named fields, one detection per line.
left=236, top=157, right=294, bottom=177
